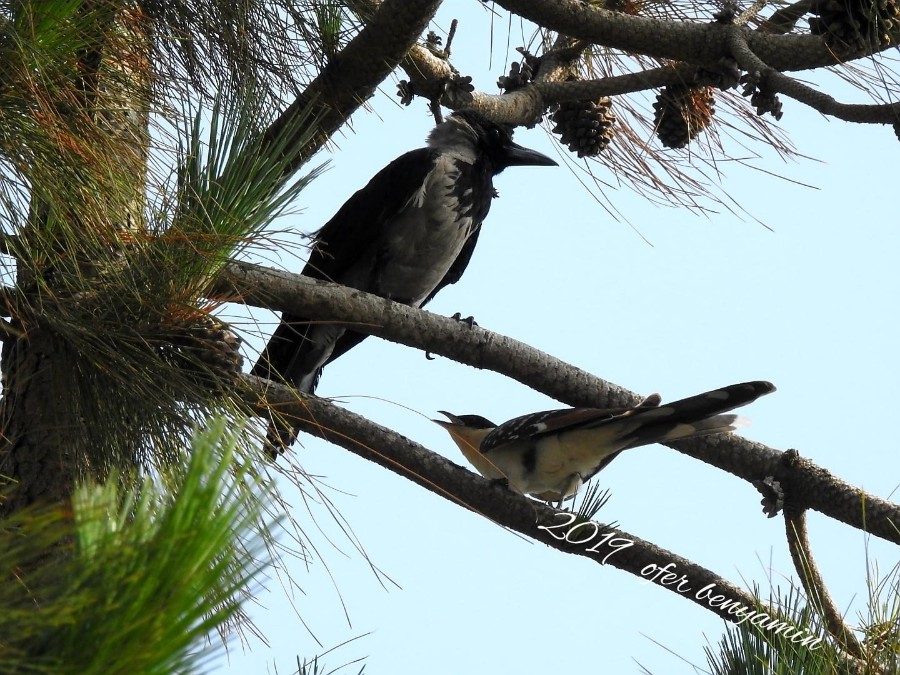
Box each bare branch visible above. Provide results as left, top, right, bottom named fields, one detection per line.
left=761, top=0, right=814, bottom=34
left=495, top=0, right=885, bottom=73
left=213, top=260, right=900, bottom=547
left=785, top=506, right=866, bottom=658
left=727, top=26, right=900, bottom=123
left=212, top=260, right=638, bottom=408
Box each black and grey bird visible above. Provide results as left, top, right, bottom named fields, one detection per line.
left=436, top=380, right=775, bottom=504
left=252, top=110, right=557, bottom=455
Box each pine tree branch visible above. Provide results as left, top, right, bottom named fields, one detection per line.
left=761, top=0, right=815, bottom=35
left=243, top=376, right=882, bottom=675
left=536, top=64, right=696, bottom=102
left=785, top=506, right=866, bottom=658
left=726, top=26, right=900, bottom=123
left=261, top=0, right=442, bottom=173
left=391, top=16, right=696, bottom=124
left=212, top=260, right=900, bottom=547
left=495, top=0, right=889, bottom=73
left=213, top=260, right=639, bottom=407
left=378, top=0, right=897, bottom=129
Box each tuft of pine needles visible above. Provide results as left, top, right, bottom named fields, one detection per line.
left=2, top=33, right=324, bottom=480
left=704, top=585, right=848, bottom=675
left=0, top=417, right=277, bottom=674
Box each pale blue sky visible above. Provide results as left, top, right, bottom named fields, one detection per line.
left=214, top=5, right=900, bottom=673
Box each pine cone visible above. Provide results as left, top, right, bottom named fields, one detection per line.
left=653, top=85, right=715, bottom=149
left=809, top=0, right=900, bottom=53
left=159, top=312, right=244, bottom=388
left=551, top=97, right=616, bottom=157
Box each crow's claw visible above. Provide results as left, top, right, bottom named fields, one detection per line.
left=451, top=312, right=478, bottom=328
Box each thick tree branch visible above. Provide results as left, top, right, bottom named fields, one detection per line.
left=396, top=21, right=697, bottom=123
left=496, top=0, right=887, bottom=73
left=212, top=260, right=900, bottom=547
left=213, top=260, right=639, bottom=407
left=261, top=0, right=441, bottom=172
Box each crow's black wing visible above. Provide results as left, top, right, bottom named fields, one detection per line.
left=251, top=149, right=439, bottom=387
left=303, top=148, right=439, bottom=282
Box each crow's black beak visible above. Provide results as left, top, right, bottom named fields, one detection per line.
left=503, top=142, right=558, bottom=168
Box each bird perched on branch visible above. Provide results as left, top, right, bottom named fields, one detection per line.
left=252, top=110, right=557, bottom=456
left=436, top=380, right=775, bottom=505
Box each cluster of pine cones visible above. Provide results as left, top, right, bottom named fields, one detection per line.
left=809, top=0, right=900, bottom=53
left=498, top=57, right=618, bottom=158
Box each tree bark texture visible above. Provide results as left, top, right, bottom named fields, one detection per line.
left=0, top=326, right=78, bottom=515
left=0, top=5, right=152, bottom=515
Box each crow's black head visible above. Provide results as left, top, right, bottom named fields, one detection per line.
left=428, top=110, right=557, bottom=174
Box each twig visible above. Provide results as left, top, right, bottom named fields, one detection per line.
left=736, top=0, right=767, bottom=25
left=785, top=506, right=866, bottom=658
left=761, top=0, right=813, bottom=34
left=444, top=18, right=458, bottom=56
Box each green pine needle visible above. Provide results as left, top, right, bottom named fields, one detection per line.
left=0, top=417, right=276, bottom=675
left=704, top=585, right=838, bottom=675
left=154, top=87, right=327, bottom=296
left=576, top=481, right=613, bottom=521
